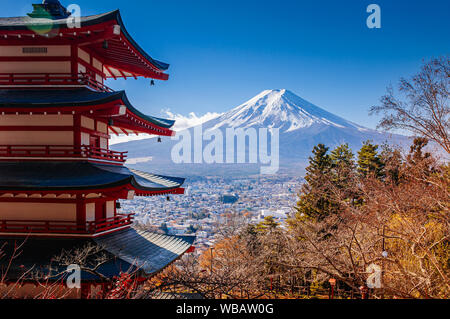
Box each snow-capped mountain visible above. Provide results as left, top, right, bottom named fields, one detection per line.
left=114, top=89, right=408, bottom=176
left=208, top=89, right=364, bottom=132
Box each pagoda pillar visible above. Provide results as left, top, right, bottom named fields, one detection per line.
left=76, top=195, right=86, bottom=230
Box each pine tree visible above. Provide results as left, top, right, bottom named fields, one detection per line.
left=330, top=143, right=355, bottom=186
left=295, top=144, right=334, bottom=220
left=256, top=216, right=279, bottom=232
left=407, top=137, right=431, bottom=164
left=304, top=144, right=332, bottom=186
left=331, top=143, right=354, bottom=168
left=357, top=141, right=385, bottom=178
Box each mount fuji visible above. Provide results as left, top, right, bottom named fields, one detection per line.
left=114, top=89, right=409, bottom=176
left=208, top=89, right=365, bottom=132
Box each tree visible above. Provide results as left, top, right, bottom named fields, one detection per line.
left=330, top=143, right=355, bottom=190
left=370, top=56, right=449, bottom=154
left=357, top=140, right=385, bottom=178
left=330, top=143, right=355, bottom=169
left=380, top=143, right=403, bottom=185
left=305, top=144, right=332, bottom=185
left=295, top=144, right=335, bottom=220
left=287, top=143, right=449, bottom=298
left=407, top=137, right=431, bottom=164
left=256, top=216, right=279, bottom=233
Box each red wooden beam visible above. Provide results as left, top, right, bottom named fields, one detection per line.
left=0, top=100, right=121, bottom=115
left=80, top=127, right=110, bottom=139
left=133, top=187, right=185, bottom=197
left=117, top=68, right=127, bottom=80
left=119, top=127, right=129, bottom=136
left=104, top=60, right=169, bottom=81
left=82, top=105, right=126, bottom=118
left=0, top=185, right=184, bottom=200
left=77, top=58, right=107, bottom=79
left=109, top=126, right=120, bottom=136
left=104, top=65, right=117, bottom=80
left=113, top=118, right=174, bottom=137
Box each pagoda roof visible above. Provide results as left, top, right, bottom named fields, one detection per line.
left=0, top=88, right=175, bottom=135
left=0, top=161, right=184, bottom=197
left=0, top=228, right=195, bottom=281
left=0, top=10, right=169, bottom=79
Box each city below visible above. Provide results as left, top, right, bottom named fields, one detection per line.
left=120, top=175, right=302, bottom=253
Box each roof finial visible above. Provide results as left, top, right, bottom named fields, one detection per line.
left=28, top=0, right=71, bottom=19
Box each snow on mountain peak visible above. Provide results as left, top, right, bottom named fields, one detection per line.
left=210, top=89, right=364, bottom=132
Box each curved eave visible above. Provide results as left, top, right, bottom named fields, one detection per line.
left=0, top=88, right=176, bottom=136
left=0, top=10, right=169, bottom=78
left=113, top=11, right=169, bottom=72
left=0, top=161, right=185, bottom=197
left=117, top=90, right=175, bottom=136
left=129, top=168, right=185, bottom=197
left=0, top=229, right=196, bottom=281
left=95, top=228, right=196, bottom=276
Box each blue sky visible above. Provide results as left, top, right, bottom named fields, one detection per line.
left=3, top=0, right=450, bottom=129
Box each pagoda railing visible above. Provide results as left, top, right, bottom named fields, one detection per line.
left=0, top=214, right=135, bottom=235
left=0, top=145, right=128, bottom=163
left=0, top=73, right=113, bottom=92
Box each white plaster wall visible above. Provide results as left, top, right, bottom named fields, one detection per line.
left=97, top=122, right=108, bottom=134
left=92, top=57, right=102, bottom=71
left=0, top=131, right=73, bottom=145
left=81, top=116, right=95, bottom=130
left=0, top=115, right=73, bottom=126
left=106, top=201, right=115, bottom=219
left=0, top=202, right=76, bottom=221
left=0, top=61, right=71, bottom=73
left=86, top=203, right=95, bottom=222
left=95, top=73, right=103, bottom=84
left=81, top=132, right=90, bottom=146
left=0, top=45, right=71, bottom=57
left=78, top=48, right=90, bottom=63
left=99, top=137, right=108, bottom=149
left=78, top=63, right=86, bottom=74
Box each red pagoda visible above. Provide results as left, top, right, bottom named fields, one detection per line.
left=0, top=0, right=194, bottom=298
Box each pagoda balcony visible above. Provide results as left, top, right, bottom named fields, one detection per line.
left=0, top=73, right=113, bottom=93
left=0, top=145, right=128, bottom=163
left=0, top=214, right=135, bottom=236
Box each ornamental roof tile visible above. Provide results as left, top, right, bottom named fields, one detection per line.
left=0, top=88, right=175, bottom=129
left=0, top=10, right=169, bottom=71
left=0, top=228, right=195, bottom=280
left=0, top=161, right=184, bottom=193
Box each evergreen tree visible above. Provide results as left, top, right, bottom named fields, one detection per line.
left=407, top=137, right=431, bottom=164
left=295, top=144, right=334, bottom=220
left=330, top=143, right=355, bottom=186
left=304, top=144, right=332, bottom=186
left=256, top=216, right=279, bottom=232
left=380, top=143, right=403, bottom=185
left=357, top=141, right=385, bottom=178
left=330, top=143, right=354, bottom=168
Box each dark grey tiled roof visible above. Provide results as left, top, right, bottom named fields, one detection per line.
left=0, top=161, right=184, bottom=192
left=0, top=10, right=169, bottom=71
left=95, top=229, right=196, bottom=275
left=147, top=291, right=204, bottom=300
left=0, top=228, right=195, bottom=281
left=0, top=88, right=175, bottom=129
